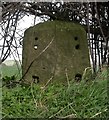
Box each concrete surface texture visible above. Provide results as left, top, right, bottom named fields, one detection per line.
left=22, top=20, right=90, bottom=85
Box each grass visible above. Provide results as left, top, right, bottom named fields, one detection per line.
left=1, top=66, right=109, bottom=118
left=1, top=64, right=22, bottom=80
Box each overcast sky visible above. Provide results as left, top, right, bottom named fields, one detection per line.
left=0, top=15, right=42, bottom=61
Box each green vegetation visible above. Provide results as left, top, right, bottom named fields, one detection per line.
left=2, top=66, right=108, bottom=119
left=1, top=64, right=22, bottom=79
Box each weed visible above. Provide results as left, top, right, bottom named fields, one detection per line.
left=2, top=66, right=108, bottom=118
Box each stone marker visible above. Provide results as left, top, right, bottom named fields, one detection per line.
left=22, top=20, right=90, bottom=85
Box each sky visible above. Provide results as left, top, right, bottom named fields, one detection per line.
left=0, top=15, right=42, bottom=61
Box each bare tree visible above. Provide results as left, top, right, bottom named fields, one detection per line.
left=0, top=2, right=109, bottom=72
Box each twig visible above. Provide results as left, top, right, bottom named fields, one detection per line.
left=56, top=113, right=76, bottom=119
left=82, top=67, right=92, bottom=80
left=94, top=3, right=106, bottom=42
left=65, top=68, right=70, bottom=88
left=21, top=37, right=54, bottom=81
left=41, top=76, right=54, bottom=90
left=94, top=3, right=108, bottom=64
left=49, top=102, right=77, bottom=118
left=90, top=109, right=107, bottom=118
left=86, top=2, right=95, bottom=72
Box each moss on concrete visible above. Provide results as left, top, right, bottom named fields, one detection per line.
left=22, top=20, right=90, bottom=85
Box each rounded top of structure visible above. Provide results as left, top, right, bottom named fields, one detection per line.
left=25, top=20, right=85, bottom=34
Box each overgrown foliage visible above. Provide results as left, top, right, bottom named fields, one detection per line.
left=2, top=67, right=108, bottom=118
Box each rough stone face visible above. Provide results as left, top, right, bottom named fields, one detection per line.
left=22, top=20, right=90, bottom=85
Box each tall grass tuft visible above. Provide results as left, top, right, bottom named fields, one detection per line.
left=2, top=66, right=108, bottom=118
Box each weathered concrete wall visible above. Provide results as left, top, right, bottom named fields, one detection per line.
left=22, top=20, right=90, bottom=85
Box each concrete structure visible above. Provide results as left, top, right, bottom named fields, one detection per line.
left=22, top=20, right=90, bottom=85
